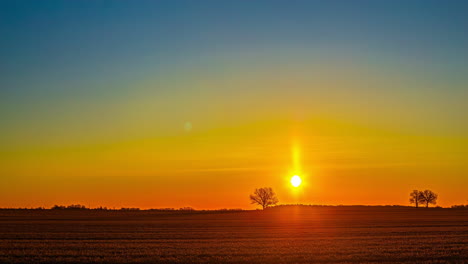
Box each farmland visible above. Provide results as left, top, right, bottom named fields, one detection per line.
left=0, top=206, right=467, bottom=263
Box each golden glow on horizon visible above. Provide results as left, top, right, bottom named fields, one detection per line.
left=1, top=118, right=467, bottom=208
left=291, top=175, right=302, bottom=187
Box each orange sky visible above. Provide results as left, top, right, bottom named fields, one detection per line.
left=2, top=117, right=467, bottom=209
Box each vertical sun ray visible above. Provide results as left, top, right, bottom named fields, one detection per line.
left=292, top=140, right=301, bottom=174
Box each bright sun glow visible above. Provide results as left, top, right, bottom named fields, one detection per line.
left=291, top=175, right=302, bottom=187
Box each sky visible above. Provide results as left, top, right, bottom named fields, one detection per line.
left=1, top=0, right=467, bottom=209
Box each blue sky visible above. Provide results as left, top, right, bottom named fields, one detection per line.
left=2, top=0, right=468, bottom=98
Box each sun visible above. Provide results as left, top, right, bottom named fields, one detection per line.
left=290, top=175, right=302, bottom=187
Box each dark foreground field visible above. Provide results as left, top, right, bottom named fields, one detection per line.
left=1, top=207, right=467, bottom=263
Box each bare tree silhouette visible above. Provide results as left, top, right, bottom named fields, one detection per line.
left=409, top=190, right=421, bottom=208
left=419, top=190, right=438, bottom=208
left=250, top=187, right=279, bottom=209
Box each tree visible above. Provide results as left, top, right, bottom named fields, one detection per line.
left=250, top=187, right=279, bottom=209
left=419, top=190, right=438, bottom=208
left=409, top=190, right=421, bottom=208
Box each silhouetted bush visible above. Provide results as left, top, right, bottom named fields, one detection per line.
left=120, top=208, right=140, bottom=211
left=51, top=204, right=88, bottom=210
left=148, top=208, right=176, bottom=211
left=451, top=204, right=468, bottom=209
left=179, top=207, right=194, bottom=211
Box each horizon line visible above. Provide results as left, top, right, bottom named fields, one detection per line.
left=2, top=203, right=467, bottom=211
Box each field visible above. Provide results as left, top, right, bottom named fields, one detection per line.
left=1, top=206, right=467, bottom=263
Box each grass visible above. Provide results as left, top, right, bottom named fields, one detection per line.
left=1, top=206, right=467, bottom=263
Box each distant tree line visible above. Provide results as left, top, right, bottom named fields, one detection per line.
left=3, top=188, right=468, bottom=210
left=451, top=204, right=468, bottom=209
left=51, top=204, right=142, bottom=210
left=45, top=205, right=243, bottom=211
left=52, top=204, right=88, bottom=210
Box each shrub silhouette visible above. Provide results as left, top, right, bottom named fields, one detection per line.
left=51, top=204, right=87, bottom=210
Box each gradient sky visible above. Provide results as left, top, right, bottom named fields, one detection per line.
left=1, top=0, right=467, bottom=209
